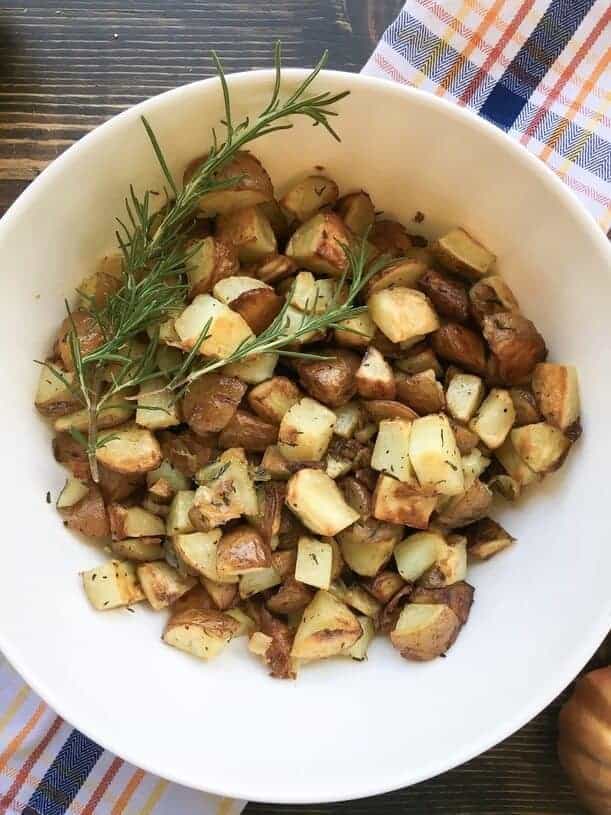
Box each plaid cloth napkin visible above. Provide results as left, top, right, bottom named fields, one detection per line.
left=1, top=2, right=609, bottom=813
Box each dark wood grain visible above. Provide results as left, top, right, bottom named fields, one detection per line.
left=0, top=3, right=607, bottom=813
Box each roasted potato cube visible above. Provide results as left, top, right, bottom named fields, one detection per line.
left=290, top=590, right=362, bottom=659
left=330, top=581, right=381, bottom=618
left=166, top=490, right=196, bottom=535
left=258, top=199, right=290, bottom=241
left=364, top=570, right=405, bottom=604
left=432, top=323, right=487, bottom=375
left=418, top=268, right=469, bottom=322
left=35, top=364, right=80, bottom=417
left=461, top=448, right=491, bottom=488
left=95, top=423, right=162, bottom=475
left=110, top=537, right=164, bottom=562
left=248, top=376, right=301, bottom=424
left=53, top=431, right=92, bottom=479
left=336, top=191, right=375, bottom=236
left=326, top=454, right=352, bottom=480
left=369, top=220, right=412, bottom=257
left=469, top=388, right=516, bottom=449
left=371, top=418, right=415, bottom=483
left=355, top=347, right=396, bottom=400
left=182, top=373, right=246, bottom=435
left=54, top=399, right=135, bottom=434
left=395, top=369, right=445, bottom=415
left=469, top=275, right=520, bottom=325
left=137, top=562, right=196, bottom=610
left=337, top=518, right=402, bottom=577
left=391, top=603, right=461, bottom=661
left=239, top=565, right=282, bottom=599
left=200, top=577, right=238, bottom=610
left=465, top=517, right=515, bottom=560
left=482, top=312, right=547, bottom=384
left=286, top=272, right=342, bottom=315
left=266, top=577, right=314, bottom=615
left=55, top=309, right=104, bottom=371
left=494, top=437, right=540, bottom=487
left=253, top=253, right=297, bottom=285
left=247, top=482, right=286, bottom=546
left=294, top=349, right=360, bottom=409
left=108, top=504, right=165, bottom=540
left=532, top=363, right=580, bottom=431
left=173, top=529, right=237, bottom=583
left=373, top=475, right=437, bottom=528
left=364, top=259, right=427, bottom=297
left=280, top=175, right=339, bottom=223
left=510, top=422, right=571, bottom=473
left=409, top=413, right=464, bottom=496
left=216, top=524, right=271, bottom=577
left=61, top=484, right=110, bottom=538
left=363, top=399, right=418, bottom=423
left=333, top=402, right=363, bottom=440
left=186, top=236, right=239, bottom=298
left=213, top=274, right=270, bottom=305
left=163, top=609, right=240, bottom=660
left=280, top=304, right=327, bottom=346
left=159, top=428, right=217, bottom=477
left=278, top=397, right=337, bottom=461
left=225, top=607, right=256, bottom=636
left=345, top=615, right=376, bottom=661
left=394, top=531, right=447, bottom=581
left=77, top=252, right=123, bottom=309
left=294, top=537, right=333, bottom=590
left=213, top=275, right=283, bottom=334
left=136, top=377, right=181, bottom=430
left=286, top=468, right=359, bottom=536
left=223, top=352, right=278, bottom=384
left=487, top=473, right=521, bottom=501
left=509, top=387, right=541, bottom=427
left=56, top=477, right=90, bottom=509
left=446, top=373, right=485, bottom=423
left=436, top=478, right=493, bottom=528
left=191, top=150, right=273, bottom=216
left=368, top=288, right=439, bottom=344
left=82, top=560, right=144, bottom=610
left=174, top=294, right=253, bottom=358
left=259, top=445, right=320, bottom=479
left=395, top=345, right=443, bottom=378
left=218, top=409, right=278, bottom=452
left=434, top=227, right=495, bottom=280
left=248, top=631, right=273, bottom=656
left=192, top=457, right=257, bottom=527
left=449, top=420, right=480, bottom=456
left=285, top=211, right=351, bottom=277
left=410, top=581, right=474, bottom=625
left=334, top=312, right=377, bottom=350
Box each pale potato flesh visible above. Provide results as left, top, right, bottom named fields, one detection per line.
left=291, top=590, right=362, bottom=660
left=286, top=469, right=359, bottom=536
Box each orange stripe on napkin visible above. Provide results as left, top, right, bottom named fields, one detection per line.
left=0, top=715, right=63, bottom=811
left=111, top=768, right=144, bottom=815
left=81, top=756, right=124, bottom=815
left=0, top=702, right=46, bottom=773
left=138, top=778, right=168, bottom=815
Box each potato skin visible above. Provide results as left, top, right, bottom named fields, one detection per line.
left=395, top=370, right=445, bottom=415
left=410, top=581, right=474, bottom=625
left=217, top=524, right=271, bottom=575
left=53, top=431, right=91, bottom=479
left=509, top=387, right=541, bottom=426
left=369, top=220, right=412, bottom=257
left=55, top=310, right=104, bottom=371
left=229, top=287, right=283, bottom=334
left=418, top=268, right=469, bottom=322
left=432, top=323, right=487, bottom=375
left=390, top=603, right=461, bottom=661
left=295, top=349, right=360, bottom=408
left=482, top=312, right=547, bottom=384
left=97, top=465, right=144, bottom=503
left=363, top=400, right=418, bottom=423
left=182, top=374, right=247, bottom=434
left=266, top=578, right=314, bottom=615
left=159, top=429, right=217, bottom=477
left=62, top=485, right=110, bottom=538
left=218, top=409, right=278, bottom=452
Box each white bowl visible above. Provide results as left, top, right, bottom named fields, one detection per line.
left=0, top=69, right=610, bottom=805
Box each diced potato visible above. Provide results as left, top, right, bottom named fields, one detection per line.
left=218, top=409, right=278, bottom=452
left=286, top=469, right=359, bottom=536
left=166, top=490, right=196, bottom=535
left=77, top=252, right=123, bottom=309
left=55, top=309, right=104, bottom=371
left=82, top=560, right=144, bottom=611
left=373, top=475, right=435, bottom=528
left=295, top=537, right=333, bottom=590
left=396, top=346, right=443, bottom=378
left=225, top=607, right=256, bottom=637
left=186, top=236, right=239, bottom=298
left=337, top=519, right=401, bottom=577
left=258, top=199, right=290, bottom=241
left=369, top=220, right=412, bottom=257
left=278, top=397, right=336, bottom=462
left=420, top=537, right=467, bottom=587
left=364, top=400, right=418, bottom=424
left=461, top=448, right=491, bottom=488
left=395, top=369, right=445, bottom=415
left=147, top=460, right=190, bottom=493
left=239, top=565, right=282, bottom=599
left=335, top=191, right=375, bottom=236
left=108, top=504, right=165, bottom=540
left=216, top=525, right=271, bottom=577
left=253, top=253, right=297, bottom=284
left=248, top=376, right=301, bottom=424
left=488, top=473, right=521, bottom=501
left=469, top=388, right=515, bottom=449
left=223, top=352, right=278, bottom=385
left=199, top=577, right=237, bottom=610
left=329, top=582, right=381, bottom=618
left=213, top=275, right=282, bottom=334
left=355, top=347, right=396, bottom=400
left=338, top=474, right=372, bottom=520
left=266, top=577, right=313, bottom=615
left=56, top=477, right=90, bottom=509
left=136, top=377, right=181, bottom=430
left=109, top=537, right=164, bottom=562
left=285, top=211, right=351, bottom=277
left=174, top=294, right=253, bottom=358
left=95, top=423, right=162, bottom=475
left=371, top=419, right=414, bottom=483
left=137, top=562, right=196, bottom=610
left=394, top=532, right=447, bottom=581
left=434, top=227, right=495, bottom=280
left=54, top=400, right=134, bottom=433
left=364, top=570, right=405, bottom=603
left=35, top=364, right=80, bottom=417
left=495, top=437, right=540, bottom=487
left=61, top=485, right=109, bottom=538
left=345, top=615, right=375, bottom=660
left=436, top=479, right=492, bottom=528
left=334, top=312, right=377, bottom=350
left=281, top=175, right=339, bottom=223
left=290, top=590, right=362, bottom=659
left=163, top=609, right=240, bottom=660
left=192, top=458, right=257, bottom=528
left=173, top=529, right=239, bottom=584
left=532, top=363, right=580, bottom=431
left=446, top=374, right=485, bottom=423
left=466, top=517, right=515, bottom=560
left=287, top=272, right=341, bottom=315
left=365, top=259, right=427, bottom=297
left=212, top=275, right=269, bottom=304
left=248, top=631, right=273, bottom=656
left=280, top=304, right=327, bottom=346
left=325, top=454, right=352, bottom=479
left=469, top=275, right=520, bottom=324
left=368, top=288, right=439, bottom=344
left=391, top=603, right=460, bottom=661
left=333, top=402, right=363, bottom=439
left=510, top=423, right=570, bottom=473
left=192, top=151, right=274, bottom=216
left=409, top=413, right=464, bottom=496
left=509, top=387, right=541, bottom=427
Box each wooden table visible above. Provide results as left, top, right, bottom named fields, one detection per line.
left=0, top=3, right=607, bottom=813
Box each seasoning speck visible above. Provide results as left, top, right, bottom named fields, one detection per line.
left=45, top=491, right=51, bottom=504
left=413, top=211, right=425, bottom=223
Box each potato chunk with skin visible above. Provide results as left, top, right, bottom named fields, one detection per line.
left=373, top=475, right=437, bottom=528
left=469, top=388, right=516, bottom=449
left=337, top=518, right=402, bottom=577
left=218, top=409, right=278, bottom=452
left=532, top=363, right=580, bottom=431
left=280, top=175, right=339, bottom=223
left=287, top=469, right=359, bottom=536
left=173, top=529, right=236, bottom=583
left=482, top=312, right=547, bottom=384
left=355, top=346, right=396, bottom=400
left=186, top=236, right=239, bottom=298
left=436, top=479, right=493, bottom=528
left=494, top=437, right=540, bottom=487
left=35, top=364, right=80, bottom=417
left=286, top=211, right=351, bottom=277
left=394, top=532, right=447, bottom=581
left=364, top=259, right=427, bottom=298
left=82, top=560, right=144, bottom=610
left=510, top=422, right=570, bottom=473
left=239, top=565, right=282, bottom=599
left=182, top=373, right=246, bottom=435
left=110, top=537, right=164, bottom=562
left=223, top=352, right=278, bottom=385
left=411, top=581, right=474, bottom=625
left=294, top=349, right=360, bottom=409
left=248, top=376, right=301, bottom=425
left=434, top=227, right=495, bottom=280
left=396, top=345, right=443, bottom=377
left=420, top=536, right=467, bottom=587
left=395, top=369, right=445, bottom=416
left=62, top=485, right=110, bottom=538
left=213, top=275, right=283, bottom=334
left=368, top=288, right=440, bottom=344
left=163, top=609, right=240, bottom=660
left=432, top=323, right=487, bottom=375
left=95, top=424, right=162, bottom=475
left=278, top=397, right=336, bottom=462
left=192, top=457, right=257, bottom=528
left=190, top=150, right=273, bottom=217
left=418, top=268, right=470, bottom=322
left=446, top=373, right=485, bottom=423
left=55, top=309, right=104, bottom=371
left=334, top=312, right=377, bottom=350
left=295, top=537, right=333, bottom=590
left=509, top=387, right=541, bottom=427
left=267, top=578, right=314, bottom=615
left=465, top=517, right=515, bottom=560
left=409, top=413, right=464, bottom=496
left=469, top=275, right=519, bottom=325
left=364, top=399, right=418, bottom=423
left=371, top=419, right=415, bottom=483
left=216, top=525, right=271, bottom=577
left=175, top=294, right=253, bottom=358
left=364, top=570, right=405, bottom=604
left=291, top=590, right=362, bottom=659
left=137, top=562, right=196, bottom=610
left=108, top=504, right=165, bottom=540
left=336, top=191, right=375, bottom=236
left=369, top=220, right=412, bottom=258
left=391, top=603, right=461, bottom=661
left=136, top=377, right=181, bottom=430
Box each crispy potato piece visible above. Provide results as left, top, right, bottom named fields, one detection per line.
left=278, top=397, right=336, bottom=461
left=214, top=277, right=283, bottom=334
left=257, top=199, right=290, bottom=241
left=410, top=581, right=474, bottom=625
left=371, top=418, right=414, bottom=483
left=271, top=548, right=298, bottom=579
left=418, top=268, right=469, bottom=322
left=469, top=388, right=516, bottom=449
left=436, top=479, right=493, bottom=528
left=487, top=473, right=521, bottom=501
left=216, top=524, right=272, bottom=577
left=182, top=374, right=246, bottom=435
left=35, top=364, right=80, bottom=417
left=461, top=448, right=491, bottom=489
left=190, top=151, right=273, bottom=216
left=286, top=272, right=343, bottom=315
left=465, top=517, right=515, bottom=560
left=373, top=475, right=437, bottom=528
left=77, top=253, right=123, bottom=309
left=55, top=309, right=104, bottom=371
left=395, top=345, right=443, bottom=378
left=137, top=562, right=196, bottom=610
left=218, top=409, right=278, bottom=452
left=135, top=377, right=181, bottom=431
left=192, top=457, right=257, bottom=528
left=172, top=529, right=236, bottom=583
left=364, top=571, right=405, bottom=604
left=280, top=304, right=328, bottom=346
left=364, top=259, right=427, bottom=297
left=339, top=476, right=372, bottom=521
left=532, top=363, right=580, bottom=431
left=432, top=323, right=487, bottom=375
left=200, top=577, right=238, bottom=610
left=53, top=431, right=91, bottom=479
left=379, top=584, right=414, bottom=633
left=260, top=445, right=324, bottom=479
left=420, top=536, right=468, bottom=588
left=295, top=537, right=333, bottom=590
left=337, top=518, right=402, bottom=577
left=510, top=422, right=570, bottom=473
left=110, top=537, right=164, bottom=562
left=450, top=420, right=480, bottom=456
left=363, top=400, right=418, bottom=423
left=163, top=609, right=240, bottom=659
left=334, top=312, right=377, bottom=350
left=281, top=175, right=339, bottom=223
left=482, top=312, right=547, bottom=384
left=252, top=253, right=297, bottom=285
left=445, top=373, right=485, bottom=423
left=368, top=288, right=439, bottom=344
left=62, top=485, right=110, bottom=538
left=494, top=436, right=540, bottom=487
left=355, top=346, right=396, bottom=400
left=409, top=413, right=464, bottom=496
left=391, top=603, right=461, bottom=661
left=159, top=429, right=216, bottom=477
left=223, top=352, right=278, bottom=385
left=248, top=481, right=286, bottom=546
left=54, top=399, right=135, bottom=434
left=369, top=220, right=412, bottom=257
left=290, top=589, right=362, bottom=659
left=285, top=211, right=351, bottom=277
left=186, top=236, right=239, bottom=298
left=171, top=584, right=214, bottom=614
left=286, top=468, right=359, bottom=536
left=509, top=387, right=541, bottom=427
left=82, top=560, right=144, bottom=610
left=247, top=376, right=300, bottom=425
left=333, top=401, right=364, bottom=440
left=95, top=423, right=162, bottom=475
left=336, top=191, right=375, bottom=236
left=329, top=581, right=381, bottom=618
left=56, top=477, right=89, bottom=509
left=345, top=616, right=376, bottom=660
left=395, top=369, right=445, bottom=415
left=175, top=294, right=254, bottom=358
left=108, top=504, right=165, bottom=540
left=469, top=275, right=519, bottom=325
left=394, top=531, right=447, bottom=581
left=294, top=349, right=360, bottom=409
left=239, top=565, right=282, bottom=599
left=259, top=608, right=298, bottom=679
left=434, top=227, right=495, bottom=280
